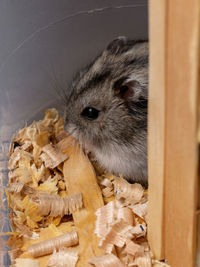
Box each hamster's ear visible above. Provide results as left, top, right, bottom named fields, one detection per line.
left=113, top=77, right=144, bottom=102
left=106, top=36, right=129, bottom=54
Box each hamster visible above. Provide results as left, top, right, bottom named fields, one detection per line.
left=64, top=37, right=148, bottom=186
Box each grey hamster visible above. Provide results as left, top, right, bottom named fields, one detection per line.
left=64, top=37, right=148, bottom=186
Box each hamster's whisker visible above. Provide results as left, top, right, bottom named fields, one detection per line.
left=76, top=134, right=84, bottom=161
left=84, top=149, right=90, bottom=163
left=71, top=139, right=79, bottom=170
left=49, top=65, right=70, bottom=105
left=50, top=81, right=68, bottom=105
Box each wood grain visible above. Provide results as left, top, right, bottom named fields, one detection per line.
left=63, top=144, right=104, bottom=267
left=148, top=0, right=167, bottom=260
left=149, top=0, right=200, bottom=265
left=164, top=0, right=199, bottom=266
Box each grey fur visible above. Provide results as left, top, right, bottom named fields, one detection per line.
left=64, top=37, right=148, bottom=186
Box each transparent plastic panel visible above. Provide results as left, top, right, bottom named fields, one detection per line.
left=0, top=1, right=148, bottom=265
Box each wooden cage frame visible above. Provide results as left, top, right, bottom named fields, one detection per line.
left=148, top=0, right=200, bottom=266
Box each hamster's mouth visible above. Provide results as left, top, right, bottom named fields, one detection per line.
left=64, top=123, right=93, bottom=153
left=64, top=123, right=78, bottom=138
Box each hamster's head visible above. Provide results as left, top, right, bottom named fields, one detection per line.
left=64, top=37, right=148, bottom=151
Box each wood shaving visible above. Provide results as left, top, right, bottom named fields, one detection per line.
left=8, top=248, right=23, bottom=264
left=129, top=202, right=148, bottom=220
left=153, top=259, right=170, bottom=266
left=36, top=176, right=58, bottom=194
left=124, top=240, right=145, bottom=257
left=131, top=252, right=152, bottom=267
left=13, top=164, right=32, bottom=184
left=131, top=223, right=147, bottom=238
left=93, top=176, right=150, bottom=266
left=99, top=220, right=134, bottom=250
left=95, top=201, right=117, bottom=238
left=14, top=258, right=39, bottom=267
left=88, top=253, right=125, bottom=267
left=7, top=182, right=24, bottom=193
left=114, top=176, right=144, bottom=205
left=117, top=207, right=135, bottom=226
left=33, top=192, right=83, bottom=217
left=5, top=108, right=159, bottom=267
left=56, top=135, right=76, bottom=152
left=41, top=144, right=68, bottom=169
left=8, top=148, right=22, bottom=170
left=8, top=148, right=32, bottom=171
left=30, top=163, right=49, bottom=186
left=99, top=177, right=114, bottom=198
left=21, top=140, right=32, bottom=151
left=28, top=231, right=78, bottom=257
left=6, top=110, right=78, bottom=236
left=47, top=248, right=79, bottom=267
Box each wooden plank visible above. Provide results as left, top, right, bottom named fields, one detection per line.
left=148, top=0, right=167, bottom=260
left=196, top=116, right=200, bottom=263
left=197, top=211, right=200, bottom=266
left=63, top=144, right=104, bottom=267
left=196, top=44, right=200, bottom=264
left=164, top=0, right=200, bottom=266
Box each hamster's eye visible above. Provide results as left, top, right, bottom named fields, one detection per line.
left=81, top=107, right=99, bottom=120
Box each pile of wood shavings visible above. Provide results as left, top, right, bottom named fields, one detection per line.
left=90, top=176, right=151, bottom=266
left=5, top=108, right=162, bottom=267
left=7, top=109, right=82, bottom=232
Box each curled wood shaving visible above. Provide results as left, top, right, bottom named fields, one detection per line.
left=124, top=240, right=145, bottom=257
left=113, top=177, right=144, bottom=205
left=131, top=252, right=152, bottom=267
left=36, top=176, right=58, bottom=194
left=8, top=148, right=22, bottom=170
left=56, top=135, right=76, bottom=153
left=131, top=223, right=147, bottom=238
left=33, top=192, right=83, bottom=217
left=88, top=253, right=124, bottom=267
left=21, top=140, right=32, bottom=151
left=94, top=176, right=152, bottom=265
left=153, top=259, right=170, bottom=266
left=47, top=248, right=78, bottom=267
left=28, top=230, right=79, bottom=257
left=99, top=220, right=134, bottom=250
left=58, top=180, right=66, bottom=191
left=22, top=185, right=36, bottom=195
left=34, top=130, right=50, bottom=147
left=117, top=207, right=135, bottom=226
left=100, top=178, right=113, bottom=188
left=99, top=178, right=114, bottom=198
left=102, top=187, right=114, bottom=198
left=119, top=254, right=135, bottom=266
left=14, top=258, right=39, bottom=267
left=13, top=163, right=32, bottom=184
left=95, top=201, right=134, bottom=239
left=41, top=144, right=68, bottom=169
left=8, top=171, right=17, bottom=182
left=7, top=182, right=24, bottom=193
left=42, top=108, right=59, bottom=125
left=130, top=202, right=148, bottom=220
left=11, top=219, right=34, bottom=237
left=30, top=163, right=49, bottom=186
left=8, top=248, right=23, bottom=264
left=95, top=201, right=117, bottom=238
